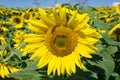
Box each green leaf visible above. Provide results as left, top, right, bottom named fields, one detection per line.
left=87, top=49, right=115, bottom=80
left=98, top=50, right=115, bottom=80
left=10, top=62, right=41, bottom=80
left=84, top=6, right=96, bottom=16
left=96, top=43, right=105, bottom=50
left=10, top=48, right=22, bottom=59
left=50, top=75, right=65, bottom=80
left=106, top=46, right=118, bottom=55
left=107, top=21, right=119, bottom=28
left=102, top=33, right=120, bottom=46
left=92, top=18, right=108, bottom=30
left=67, top=69, right=98, bottom=80
left=0, top=44, right=8, bottom=53
left=109, top=73, right=120, bottom=80
left=10, top=69, right=41, bottom=80
left=25, top=61, right=38, bottom=70
left=18, top=42, right=26, bottom=49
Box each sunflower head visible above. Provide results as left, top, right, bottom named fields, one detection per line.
left=12, top=17, right=21, bottom=24
left=109, top=23, right=120, bottom=41
left=0, top=26, right=8, bottom=36
left=115, top=2, right=120, bottom=13
left=12, top=30, right=26, bottom=49
left=27, top=8, right=34, bottom=13
left=22, top=12, right=32, bottom=22
left=24, top=4, right=102, bottom=76
left=10, top=16, right=23, bottom=28
left=12, top=10, right=21, bottom=16
left=34, top=13, right=41, bottom=20
left=45, top=25, right=78, bottom=57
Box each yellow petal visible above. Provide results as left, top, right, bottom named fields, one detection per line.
left=64, top=61, right=71, bottom=75
left=28, top=23, right=45, bottom=33
left=30, top=46, right=48, bottom=60
left=52, top=8, right=60, bottom=25
left=82, top=27, right=102, bottom=38
left=79, top=60, right=86, bottom=69
left=4, top=66, right=9, bottom=76
left=74, top=14, right=89, bottom=32
left=37, top=52, right=52, bottom=68
left=77, top=44, right=93, bottom=58
left=9, top=66, right=20, bottom=73
left=61, top=59, right=65, bottom=75
left=39, top=8, right=56, bottom=27
left=68, top=11, right=77, bottom=27
left=59, top=5, right=67, bottom=25
left=14, top=23, right=23, bottom=28
left=25, top=34, right=44, bottom=38
left=69, top=61, right=76, bottom=73
left=56, top=57, right=61, bottom=76
left=47, top=55, right=56, bottom=75
left=28, top=20, right=48, bottom=31
left=24, top=34, right=45, bottom=42
left=38, top=8, right=47, bottom=16
left=78, top=36, right=99, bottom=45
left=71, top=52, right=80, bottom=69
left=0, top=65, right=5, bottom=78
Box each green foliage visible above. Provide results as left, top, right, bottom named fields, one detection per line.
left=66, top=69, right=98, bottom=80
left=85, top=48, right=115, bottom=80
left=10, top=62, right=41, bottom=80
left=0, top=44, right=8, bottom=53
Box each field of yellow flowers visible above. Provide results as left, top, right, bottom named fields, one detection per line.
left=0, top=3, right=120, bottom=80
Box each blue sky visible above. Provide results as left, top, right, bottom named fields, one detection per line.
left=0, top=0, right=120, bottom=8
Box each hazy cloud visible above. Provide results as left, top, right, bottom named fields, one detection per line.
left=112, top=2, right=120, bottom=6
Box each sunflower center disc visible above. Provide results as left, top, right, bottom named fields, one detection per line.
left=45, top=26, right=78, bottom=57
left=24, top=13, right=30, bottom=20
left=114, top=28, right=120, bottom=40
left=14, top=18, right=21, bottom=24
left=54, top=35, right=67, bottom=47
left=114, top=28, right=120, bottom=34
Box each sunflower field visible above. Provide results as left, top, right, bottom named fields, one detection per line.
left=0, top=3, right=120, bottom=80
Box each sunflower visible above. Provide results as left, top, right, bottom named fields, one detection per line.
left=22, top=8, right=34, bottom=22
left=0, top=26, right=8, bottom=36
left=26, top=8, right=34, bottom=13
left=12, top=30, right=26, bottom=50
left=0, top=63, right=21, bottom=79
left=106, top=17, right=115, bottom=23
left=22, top=12, right=32, bottom=22
left=24, top=5, right=102, bottom=76
left=10, top=16, right=23, bottom=28
left=11, top=10, right=22, bottom=16
left=95, top=6, right=116, bottom=23
left=0, top=37, right=6, bottom=44
left=109, top=23, right=120, bottom=41
left=115, top=2, right=120, bottom=13
left=34, top=13, right=41, bottom=20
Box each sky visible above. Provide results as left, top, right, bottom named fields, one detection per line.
left=0, top=0, right=120, bottom=8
